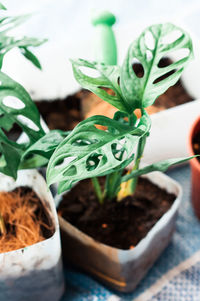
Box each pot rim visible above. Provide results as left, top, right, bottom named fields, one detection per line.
left=188, top=115, right=200, bottom=171
left=57, top=171, right=182, bottom=253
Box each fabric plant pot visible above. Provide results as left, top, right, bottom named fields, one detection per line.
left=0, top=169, right=65, bottom=301
left=56, top=171, right=182, bottom=292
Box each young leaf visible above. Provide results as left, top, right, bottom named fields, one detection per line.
left=121, top=23, right=193, bottom=110
left=0, top=36, right=46, bottom=69
left=20, top=47, right=42, bottom=69
left=121, top=156, right=197, bottom=183
left=47, top=115, right=148, bottom=191
left=23, top=130, right=70, bottom=160
left=0, top=13, right=46, bottom=69
left=71, top=59, right=131, bottom=113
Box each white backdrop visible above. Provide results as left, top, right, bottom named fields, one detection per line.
left=2, top=0, right=200, bottom=99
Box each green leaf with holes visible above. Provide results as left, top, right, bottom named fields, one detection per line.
left=0, top=71, right=45, bottom=177
left=0, top=71, right=45, bottom=143
left=47, top=114, right=150, bottom=192
left=121, top=23, right=193, bottom=110
left=71, top=59, right=131, bottom=113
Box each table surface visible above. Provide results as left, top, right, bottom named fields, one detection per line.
left=60, top=165, right=200, bottom=301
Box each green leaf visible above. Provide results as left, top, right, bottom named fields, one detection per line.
left=23, top=130, right=70, bottom=160
left=0, top=15, right=31, bottom=34
left=47, top=115, right=148, bottom=192
left=0, top=14, right=46, bottom=69
left=19, top=154, right=49, bottom=170
left=121, top=156, right=197, bottom=183
left=0, top=3, right=6, bottom=10
left=20, top=47, right=42, bottom=69
left=0, top=71, right=45, bottom=142
left=71, top=59, right=131, bottom=113
left=121, top=23, right=193, bottom=110
left=0, top=71, right=45, bottom=177
left=0, top=36, right=46, bottom=69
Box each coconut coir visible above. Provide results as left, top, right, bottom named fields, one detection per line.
left=0, top=186, right=54, bottom=253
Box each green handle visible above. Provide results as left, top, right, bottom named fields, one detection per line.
left=91, top=11, right=117, bottom=65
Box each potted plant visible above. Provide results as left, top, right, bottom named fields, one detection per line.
left=39, top=23, right=195, bottom=292
left=188, top=116, right=200, bottom=219
left=3, top=22, right=196, bottom=293
left=0, top=4, right=64, bottom=300
left=0, top=71, right=65, bottom=300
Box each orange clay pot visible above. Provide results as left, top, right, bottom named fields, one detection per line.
left=188, top=116, right=200, bottom=219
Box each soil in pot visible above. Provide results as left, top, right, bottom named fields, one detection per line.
left=192, top=130, right=200, bottom=162
left=57, top=177, right=176, bottom=250
left=0, top=186, right=54, bottom=253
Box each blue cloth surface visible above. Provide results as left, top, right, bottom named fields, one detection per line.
left=61, top=165, right=200, bottom=300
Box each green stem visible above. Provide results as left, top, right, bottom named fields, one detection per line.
left=91, top=177, right=104, bottom=204
left=129, top=114, right=135, bottom=126
left=128, top=112, right=147, bottom=194
left=104, top=170, right=122, bottom=200
left=129, top=137, right=145, bottom=193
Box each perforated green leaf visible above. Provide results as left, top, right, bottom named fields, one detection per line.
left=121, top=23, right=193, bottom=110
left=0, top=71, right=45, bottom=177
left=47, top=114, right=150, bottom=192
left=71, top=59, right=131, bottom=113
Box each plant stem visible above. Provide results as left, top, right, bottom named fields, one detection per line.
left=129, top=135, right=146, bottom=194
left=104, top=171, right=122, bottom=200
left=129, top=114, right=135, bottom=126
left=91, top=177, right=104, bottom=204
left=117, top=112, right=147, bottom=200
left=0, top=212, right=6, bottom=235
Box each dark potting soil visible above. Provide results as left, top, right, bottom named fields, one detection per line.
left=58, top=177, right=176, bottom=250
left=192, top=131, right=200, bottom=162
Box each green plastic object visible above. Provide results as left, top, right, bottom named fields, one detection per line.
left=91, top=11, right=117, bottom=65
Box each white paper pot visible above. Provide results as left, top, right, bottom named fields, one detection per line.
left=0, top=169, right=64, bottom=301
left=57, top=171, right=182, bottom=292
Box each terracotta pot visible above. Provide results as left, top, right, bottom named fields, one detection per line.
left=56, top=171, right=182, bottom=292
left=188, top=115, right=200, bottom=218
left=0, top=169, right=65, bottom=301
